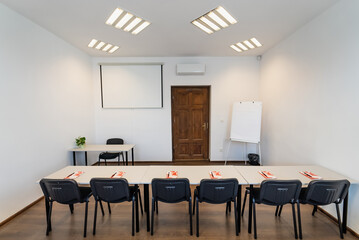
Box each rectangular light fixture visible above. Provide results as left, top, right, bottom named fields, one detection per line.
left=230, top=38, right=262, bottom=53
left=106, top=7, right=150, bottom=35
left=87, top=39, right=120, bottom=54
left=192, top=6, right=237, bottom=34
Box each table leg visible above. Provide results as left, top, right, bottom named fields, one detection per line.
left=85, top=151, right=88, bottom=166
left=237, top=185, right=242, bottom=233
left=144, top=184, right=150, bottom=232
left=248, top=185, right=253, bottom=233
left=126, top=152, right=128, bottom=166
left=343, top=192, right=348, bottom=234
left=131, top=148, right=134, bottom=166
left=72, top=152, right=76, bottom=166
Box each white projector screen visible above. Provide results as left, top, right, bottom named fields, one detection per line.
left=100, top=64, right=163, bottom=108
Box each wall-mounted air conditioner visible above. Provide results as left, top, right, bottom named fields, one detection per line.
left=176, top=64, right=205, bottom=75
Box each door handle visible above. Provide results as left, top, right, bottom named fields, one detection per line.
left=202, top=123, right=206, bottom=129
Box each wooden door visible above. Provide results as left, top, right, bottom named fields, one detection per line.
left=171, top=86, right=209, bottom=161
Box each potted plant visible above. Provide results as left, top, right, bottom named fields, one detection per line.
left=75, top=136, right=86, bottom=148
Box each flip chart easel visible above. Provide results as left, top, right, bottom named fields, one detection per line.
left=225, top=101, right=262, bottom=165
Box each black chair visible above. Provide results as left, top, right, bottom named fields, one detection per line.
left=193, top=179, right=239, bottom=237
left=299, top=179, right=350, bottom=239
left=90, top=178, right=141, bottom=236
left=151, top=178, right=192, bottom=236
left=39, top=179, right=92, bottom=237
left=98, top=138, right=125, bottom=165
left=250, top=180, right=302, bottom=239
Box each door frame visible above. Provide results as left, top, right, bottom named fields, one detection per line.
left=171, top=86, right=211, bottom=162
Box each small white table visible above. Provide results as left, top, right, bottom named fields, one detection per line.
left=234, top=165, right=357, bottom=235
left=71, top=144, right=135, bottom=166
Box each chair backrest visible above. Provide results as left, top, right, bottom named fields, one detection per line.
left=151, top=178, right=191, bottom=203
left=107, top=138, right=124, bottom=145
left=40, top=179, right=82, bottom=204
left=302, top=179, right=350, bottom=205
left=258, top=180, right=302, bottom=205
left=90, top=178, right=131, bottom=203
left=198, top=179, right=238, bottom=204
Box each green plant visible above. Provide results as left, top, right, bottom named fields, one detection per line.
left=75, top=136, right=86, bottom=146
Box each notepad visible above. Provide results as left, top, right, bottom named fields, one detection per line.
left=258, top=171, right=276, bottom=179
left=299, top=171, right=322, bottom=180
left=209, top=171, right=222, bottom=179
left=65, top=171, right=84, bottom=179
left=111, top=171, right=125, bottom=178
left=166, top=171, right=178, bottom=178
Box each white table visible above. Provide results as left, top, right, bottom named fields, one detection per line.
left=71, top=144, right=135, bottom=166
left=234, top=165, right=357, bottom=235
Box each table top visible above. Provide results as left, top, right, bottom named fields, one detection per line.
left=43, top=166, right=149, bottom=185
left=41, top=165, right=357, bottom=186
left=71, top=144, right=135, bottom=152
left=235, top=165, right=358, bottom=185
left=141, top=165, right=247, bottom=185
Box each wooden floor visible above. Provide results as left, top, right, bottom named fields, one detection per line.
left=0, top=185, right=357, bottom=240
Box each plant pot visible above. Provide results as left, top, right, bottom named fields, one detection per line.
left=77, top=144, right=85, bottom=149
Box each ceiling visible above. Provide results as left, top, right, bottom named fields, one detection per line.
left=1, top=0, right=339, bottom=57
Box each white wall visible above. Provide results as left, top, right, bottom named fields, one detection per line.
left=0, top=4, right=94, bottom=223
left=92, top=57, right=260, bottom=162
left=260, top=0, right=359, bottom=232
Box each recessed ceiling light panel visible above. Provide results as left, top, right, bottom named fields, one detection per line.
left=88, top=39, right=119, bottom=54
left=191, top=6, right=237, bottom=34
left=230, top=38, right=262, bottom=53
left=106, top=7, right=150, bottom=35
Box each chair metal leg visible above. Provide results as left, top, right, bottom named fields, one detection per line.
left=253, top=199, right=257, bottom=239
left=241, top=190, right=248, bottom=217
left=291, top=203, right=298, bottom=239
left=93, top=200, right=98, bottom=235
left=196, top=197, right=199, bottom=237
left=151, top=197, right=155, bottom=235
left=228, top=201, right=231, bottom=213
left=135, top=188, right=139, bottom=232
left=156, top=200, right=159, bottom=215
left=234, top=200, right=239, bottom=236
left=297, top=202, right=302, bottom=239
left=46, top=201, right=53, bottom=235
left=108, top=202, right=111, bottom=214
left=45, top=199, right=52, bottom=232
left=275, top=206, right=279, bottom=216
left=132, top=197, right=135, bottom=236
left=226, top=202, right=229, bottom=215
left=84, top=201, right=88, bottom=238
left=99, top=200, right=105, bottom=216
left=279, top=205, right=283, bottom=216
left=69, top=204, right=74, bottom=214
left=104, top=159, right=107, bottom=166
left=138, top=189, right=144, bottom=215
left=193, top=195, right=196, bottom=214
left=312, top=205, right=318, bottom=216
left=189, top=198, right=193, bottom=235
left=336, top=203, right=344, bottom=239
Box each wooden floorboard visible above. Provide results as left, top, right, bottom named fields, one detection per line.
left=0, top=185, right=357, bottom=240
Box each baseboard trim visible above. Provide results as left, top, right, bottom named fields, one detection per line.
left=318, top=207, right=359, bottom=238
left=0, top=196, right=44, bottom=227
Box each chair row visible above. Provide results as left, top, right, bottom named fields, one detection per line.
left=40, top=178, right=350, bottom=239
